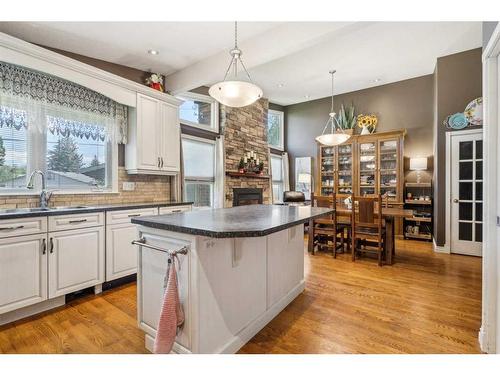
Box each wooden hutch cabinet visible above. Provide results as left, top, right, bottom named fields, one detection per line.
left=317, top=129, right=406, bottom=234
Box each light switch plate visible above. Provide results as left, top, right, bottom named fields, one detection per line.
left=122, top=182, right=135, bottom=191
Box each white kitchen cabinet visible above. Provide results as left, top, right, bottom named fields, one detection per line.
left=159, top=101, right=180, bottom=172
left=48, top=226, right=105, bottom=298
left=105, top=207, right=158, bottom=282
left=0, top=233, right=48, bottom=314
left=126, top=93, right=181, bottom=175
left=158, top=205, right=191, bottom=215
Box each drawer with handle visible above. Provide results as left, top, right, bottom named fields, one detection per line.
left=158, top=205, right=192, bottom=215
left=49, top=212, right=104, bottom=232
left=0, top=217, right=47, bottom=238
left=106, top=207, right=158, bottom=225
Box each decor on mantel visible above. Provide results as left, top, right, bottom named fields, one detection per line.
left=357, top=114, right=378, bottom=135
left=209, top=22, right=263, bottom=108
left=238, top=150, right=264, bottom=174
left=315, top=70, right=351, bottom=146
left=145, top=73, right=164, bottom=92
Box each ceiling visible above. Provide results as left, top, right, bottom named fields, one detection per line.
left=0, top=21, right=482, bottom=105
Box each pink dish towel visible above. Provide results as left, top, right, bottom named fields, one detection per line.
left=153, top=255, right=185, bottom=354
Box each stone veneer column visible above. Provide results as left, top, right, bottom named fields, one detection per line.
left=221, top=98, right=271, bottom=207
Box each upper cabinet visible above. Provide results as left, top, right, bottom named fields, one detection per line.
left=126, top=93, right=181, bottom=175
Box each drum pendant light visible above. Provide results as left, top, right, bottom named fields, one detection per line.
left=315, top=70, right=350, bottom=146
left=209, top=22, right=263, bottom=108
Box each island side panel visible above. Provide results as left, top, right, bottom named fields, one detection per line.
left=266, top=224, right=305, bottom=308
left=196, top=236, right=268, bottom=353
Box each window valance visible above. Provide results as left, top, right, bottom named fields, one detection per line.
left=0, top=61, right=128, bottom=143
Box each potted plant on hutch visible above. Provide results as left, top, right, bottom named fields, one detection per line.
left=336, top=104, right=356, bottom=135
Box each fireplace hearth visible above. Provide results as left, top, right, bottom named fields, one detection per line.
left=233, top=188, right=263, bottom=206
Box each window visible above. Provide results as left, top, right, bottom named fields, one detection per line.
left=271, top=154, right=284, bottom=203
left=0, top=61, right=126, bottom=194
left=0, top=107, right=28, bottom=189
left=178, top=92, right=219, bottom=133
left=0, top=103, right=115, bottom=193
left=182, top=135, right=216, bottom=207
left=267, top=109, right=284, bottom=150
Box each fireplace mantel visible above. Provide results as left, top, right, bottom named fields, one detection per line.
left=226, top=171, right=270, bottom=179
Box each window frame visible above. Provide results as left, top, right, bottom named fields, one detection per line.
left=181, top=134, right=217, bottom=208
left=0, top=101, right=118, bottom=196
left=271, top=153, right=284, bottom=203
left=177, top=92, right=219, bottom=134
left=267, top=109, right=284, bottom=151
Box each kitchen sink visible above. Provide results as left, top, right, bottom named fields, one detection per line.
left=0, top=206, right=90, bottom=214
left=50, top=205, right=89, bottom=210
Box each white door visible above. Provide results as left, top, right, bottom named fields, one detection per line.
left=159, top=101, right=180, bottom=172
left=0, top=234, right=47, bottom=314
left=137, top=93, right=161, bottom=171
left=106, top=223, right=139, bottom=281
left=450, top=131, right=483, bottom=256
left=48, top=227, right=105, bottom=298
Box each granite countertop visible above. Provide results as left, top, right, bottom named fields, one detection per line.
left=0, top=201, right=193, bottom=220
left=131, top=204, right=334, bottom=238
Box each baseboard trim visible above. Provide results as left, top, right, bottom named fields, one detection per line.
left=0, top=296, right=65, bottom=326
left=433, top=238, right=450, bottom=254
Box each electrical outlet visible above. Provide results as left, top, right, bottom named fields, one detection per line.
left=122, top=182, right=135, bottom=191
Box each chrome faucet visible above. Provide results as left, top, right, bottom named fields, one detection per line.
left=26, top=170, right=53, bottom=208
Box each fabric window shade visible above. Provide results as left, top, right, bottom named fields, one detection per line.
left=282, top=152, right=290, bottom=191
left=0, top=61, right=128, bottom=144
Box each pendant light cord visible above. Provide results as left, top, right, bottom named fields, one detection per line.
left=235, top=21, right=238, bottom=49
left=221, top=21, right=254, bottom=83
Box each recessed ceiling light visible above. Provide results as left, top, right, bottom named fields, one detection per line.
left=372, top=78, right=381, bottom=83
left=305, top=94, right=311, bottom=99
left=277, top=83, right=284, bottom=88
left=148, top=49, right=159, bottom=55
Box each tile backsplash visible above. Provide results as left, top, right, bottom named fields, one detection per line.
left=0, top=168, right=171, bottom=209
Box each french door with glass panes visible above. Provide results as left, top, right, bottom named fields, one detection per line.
left=450, top=131, right=483, bottom=256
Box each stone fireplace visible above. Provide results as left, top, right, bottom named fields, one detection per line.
left=232, top=188, right=263, bottom=206
left=221, top=98, right=271, bottom=207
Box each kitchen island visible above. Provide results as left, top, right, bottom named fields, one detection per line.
left=131, top=204, right=333, bottom=354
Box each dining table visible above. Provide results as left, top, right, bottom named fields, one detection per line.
left=308, top=205, right=414, bottom=265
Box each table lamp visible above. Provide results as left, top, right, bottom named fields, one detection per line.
left=410, top=157, right=427, bottom=183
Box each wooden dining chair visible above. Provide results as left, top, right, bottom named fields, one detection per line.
left=309, top=192, right=347, bottom=257
left=351, top=194, right=385, bottom=266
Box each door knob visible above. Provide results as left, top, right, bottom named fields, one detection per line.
left=453, top=199, right=459, bottom=203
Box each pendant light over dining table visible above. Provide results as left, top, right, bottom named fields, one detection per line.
left=209, top=22, right=263, bottom=108
left=315, top=70, right=351, bottom=146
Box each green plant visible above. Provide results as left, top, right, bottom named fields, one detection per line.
left=335, top=104, right=356, bottom=130
left=238, top=157, right=245, bottom=170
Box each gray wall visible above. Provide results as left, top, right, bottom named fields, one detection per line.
left=483, top=22, right=498, bottom=48
left=285, top=75, right=435, bottom=189
left=433, top=48, right=482, bottom=246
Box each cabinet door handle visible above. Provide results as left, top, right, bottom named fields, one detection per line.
left=0, top=225, right=25, bottom=231
left=42, top=238, right=46, bottom=255
left=68, top=219, right=87, bottom=224
left=49, top=237, right=54, bottom=254
left=158, top=157, right=161, bottom=168
left=161, top=157, right=164, bottom=168
left=171, top=209, right=182, bottom=213
left=128, top=213, right=141, bottom=217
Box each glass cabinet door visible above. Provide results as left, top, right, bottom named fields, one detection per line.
left=378, top=139, right=399, bottom=200
left=337, top=143, right=353, bottom=194
left=320, top=146, right=335, bottom=196
left=358, top=142, right=377, bottom=195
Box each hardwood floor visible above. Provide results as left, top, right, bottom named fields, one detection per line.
left=0, top=239, right=482, bottom=354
